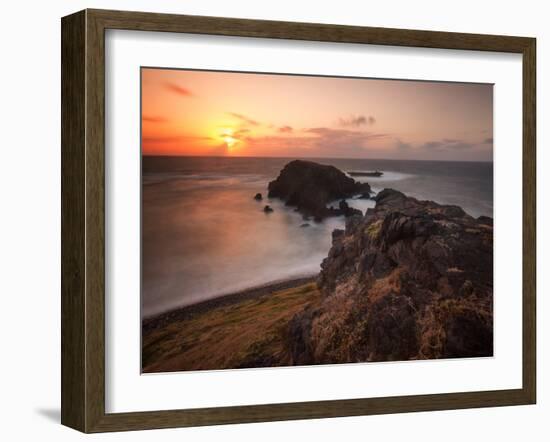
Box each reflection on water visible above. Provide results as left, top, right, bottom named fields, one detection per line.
left=142, top=156, right=492, bottom=317
left=143, top=174, right=348, bottom=316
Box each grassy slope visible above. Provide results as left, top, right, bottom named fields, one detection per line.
left=142, top=282, right=321, bottom=373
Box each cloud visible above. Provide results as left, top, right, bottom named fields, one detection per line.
left=307, top=127, right=388, bottom=142
left=395, top=138, right=413, bottom=150
left=233, top=128, right=251, bottom=138
left=338, top=114, right=376, bottom=127
left=242, top=127, right=390, bottom=158
left=305, top=127, right=390, bottom=156
left=278, top=125, right=293, bottom=133
left=420, top=138, right=474, bottom=151
left=141, top=134, right=216, bottom=155
left=142, top=135, right=212, bottom=144
left=142, top=115, right=167, bottom=123
left=445, top=141, right=474, bottom=150
left=422, top=141, right=445, bottom=150
left=227, top=112, right=260, bottom=126
left=164, top=82, right=194, bottom=97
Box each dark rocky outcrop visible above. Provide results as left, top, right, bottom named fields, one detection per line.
left=268, top=160, right=371, bottom=220
left=287, top=189, right=493, bottom=364
left=263, top=205, right=274, bottom=213
left=254, top=193, right=263, bottom=201
left=338, top=200, right=362, bottom=218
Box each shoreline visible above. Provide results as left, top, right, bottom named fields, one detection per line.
left=142, top=276, right=317, bottom=334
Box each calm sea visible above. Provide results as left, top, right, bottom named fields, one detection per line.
left=142, top=156, right=493, bottom=317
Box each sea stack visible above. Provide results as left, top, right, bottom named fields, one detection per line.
left=267, top=160, right=371, bottom=221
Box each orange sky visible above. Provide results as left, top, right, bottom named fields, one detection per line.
left=141, top=68, right=493, bottom=161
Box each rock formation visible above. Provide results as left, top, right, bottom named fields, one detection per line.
left=338, top=200, right=362, bottom=218
left=287, top=189, right=493, bottom=364
left=267, top=160, right=371, bottom=220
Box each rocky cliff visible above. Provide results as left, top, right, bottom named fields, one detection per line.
left=287, top=189, right=493, bottom=364
left=267, top=160, right=371, bottom=220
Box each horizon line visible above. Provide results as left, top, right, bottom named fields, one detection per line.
left=141, top=154, right=493, bottom=164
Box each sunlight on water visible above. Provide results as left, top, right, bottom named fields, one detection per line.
left=143, top=174, right=344, bottom=316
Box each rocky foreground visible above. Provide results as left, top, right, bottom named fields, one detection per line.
left=143, top=162, right=493, bottom=371
left=288, top=188, right=493, bottom=364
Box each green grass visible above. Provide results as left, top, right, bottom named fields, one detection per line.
left=142, top=282, right=322, bottom=372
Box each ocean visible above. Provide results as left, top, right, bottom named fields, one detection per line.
left=142, top=156, right=493, bottom=317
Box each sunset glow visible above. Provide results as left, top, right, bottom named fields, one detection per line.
left=141, top=68, right=493, bottom=161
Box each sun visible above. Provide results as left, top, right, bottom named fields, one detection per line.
left=223, top=135, right=237, bottom=149
left=219, top=128, right=239, bottom=151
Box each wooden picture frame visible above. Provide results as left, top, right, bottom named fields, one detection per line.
left=61, top=8, right=536, bottom=433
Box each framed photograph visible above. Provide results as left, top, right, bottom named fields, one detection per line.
left=61, top=9, right=536, bottom=433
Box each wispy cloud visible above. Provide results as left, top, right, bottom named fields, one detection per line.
left=390, top=136, right=493, bottom=162
left=142, top=135, right=212, bottom=144
left=142, top=115, right=168, bottom=123
left=242, top=127, right=390, bottom=158
left=233, top=128, right=251, bottom=138
left=164, top=82, right=194, bottom=97
left=338, top=114, right=376, bottom=128
left=243, top=127, right=388, bottom=156
left=420, top=138, right=474, bottom=151
left=227, top=112, right=260, bottom=126
left=395, top=138, right=413, bottom=150
left=306, top=127, right=389, bottom=144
